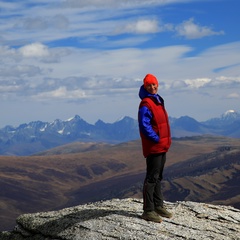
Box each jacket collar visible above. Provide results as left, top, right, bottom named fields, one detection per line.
left=139, top=85, right=163, bottom=104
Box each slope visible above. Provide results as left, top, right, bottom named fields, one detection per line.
left=0, top=135, right=240, bottom=231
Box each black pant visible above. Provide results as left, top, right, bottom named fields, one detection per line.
left=143, top=153, right=166, bottom=211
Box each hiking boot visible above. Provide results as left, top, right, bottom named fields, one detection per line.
left=141, top=211, right=162, bottom=223
left=155, top=206, right=172, bottom=218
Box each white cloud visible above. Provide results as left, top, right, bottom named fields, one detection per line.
left=60, top=0, right=186, bottom=9
left=17, top=15, right=69, bottom=31
left=0, top=1, right=226, bottom=47
left=1, top=41, right=240, bottom=101
left=0, top=1, right=21, bottom=12
left=33, top=86, right=86, bottom=100
left=0, top=65, right=43, bottom=78
left=19, top=43, right=49, bottom=57
left=121, top=19, right=160, bottom=34
left=170, top=76, right=240, bottom=91
left=0, top=85, right=21, bottom=93
left=184, top=78, right=212, bottom=88
left=175, top=18, right=224, bottom=39
left=0, top=0, right=239, bottom=127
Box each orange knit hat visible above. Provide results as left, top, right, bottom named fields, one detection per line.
left=143, top=74, right=158, bottom=88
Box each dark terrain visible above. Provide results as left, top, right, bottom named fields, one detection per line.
left=0, top=135, right=240, bottom=231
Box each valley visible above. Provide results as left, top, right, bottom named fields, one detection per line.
left=0, top=135, right=240, bottom=231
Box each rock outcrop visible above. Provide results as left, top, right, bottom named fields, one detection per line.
left=1, top=198, right=239, bottom=240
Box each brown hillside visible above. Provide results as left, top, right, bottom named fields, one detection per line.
left=0, top=135, right=240, bottom=231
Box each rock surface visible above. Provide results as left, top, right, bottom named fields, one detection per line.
left=1, top=198, right=239, bottom=240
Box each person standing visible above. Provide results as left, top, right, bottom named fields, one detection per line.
left=138, top=73, right=172, bottom=223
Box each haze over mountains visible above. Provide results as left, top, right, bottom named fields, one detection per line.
left=0, top=110, right=240, bottom=156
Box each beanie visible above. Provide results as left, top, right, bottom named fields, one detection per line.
left=143, top=74, right=158, bottom=88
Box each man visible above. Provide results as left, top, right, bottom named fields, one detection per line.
left=138, top=73, right=172, bottom=223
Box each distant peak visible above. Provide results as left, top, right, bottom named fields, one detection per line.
left=220, top=109, right=240, bottom=121
left=116, top=116, right=132, bottom=122
left=116, top=116, right=125, bottom=122
left=66, top=115, right=82, bottom=122
left=223, top=109, right=236, bottom=115
left=221, top=109, right=239, bottom=117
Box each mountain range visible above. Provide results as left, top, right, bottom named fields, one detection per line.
left=0, top=109, right=240, bottom=156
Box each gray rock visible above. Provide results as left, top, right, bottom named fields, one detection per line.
left=0, top=198, right=239, bottom=240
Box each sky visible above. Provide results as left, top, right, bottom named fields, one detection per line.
left=0, top=0, right=240, bottom=127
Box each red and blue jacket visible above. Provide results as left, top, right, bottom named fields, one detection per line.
left=138, top=85, right=171, bottom=157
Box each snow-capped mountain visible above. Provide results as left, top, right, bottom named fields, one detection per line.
left=222, top=109, right=240, bottom=119
left=203, top=110, right=240, bottom=126
left=0, top=116, right=139, bottom=156
left=0, top=110, right=239, bottom=156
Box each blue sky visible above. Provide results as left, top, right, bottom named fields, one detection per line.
left=0, top=0, right=240, bottom=127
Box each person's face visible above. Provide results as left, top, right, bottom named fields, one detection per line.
left=145, top=83, right=158, bottom=94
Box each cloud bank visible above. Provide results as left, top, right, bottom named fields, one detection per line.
left=0, top=0, right=239, bottom=126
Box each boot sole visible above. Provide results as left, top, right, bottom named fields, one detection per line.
left=155, top=210, right=173, bottom=218
left=141, top=215, right=162, bottom=223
